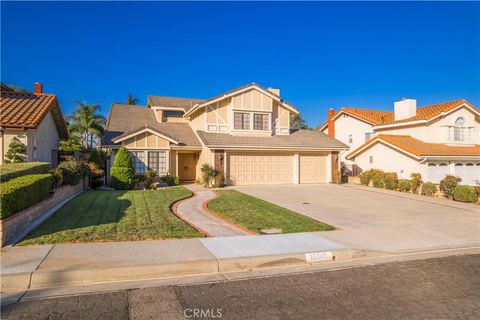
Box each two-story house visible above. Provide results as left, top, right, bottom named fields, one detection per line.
left=319, top=99, right=480, bottom=185
left=103, top=83, right=348, bottom=185
left=0, top=83, right=68, bottom=165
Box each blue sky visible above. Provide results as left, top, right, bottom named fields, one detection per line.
left=2, top=1, right=479, bottom=127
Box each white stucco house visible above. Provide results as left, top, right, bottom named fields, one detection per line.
left=319, top=99, right=480, bottom=185
left=0, top=83, right=68, bottom=165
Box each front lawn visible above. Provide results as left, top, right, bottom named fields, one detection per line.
left=208, top=190, right=334, bottom=234
left=19, top=187, right=203, bottom=245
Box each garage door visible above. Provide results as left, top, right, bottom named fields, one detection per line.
left=299, top=153, right=327, bottom=183
left=228, top=152, right=293, bottom=185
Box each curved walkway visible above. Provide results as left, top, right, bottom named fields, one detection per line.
left=176, top=184, right=251, bottom=237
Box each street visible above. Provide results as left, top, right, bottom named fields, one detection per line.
left=2, top=254, right=479, bottom=320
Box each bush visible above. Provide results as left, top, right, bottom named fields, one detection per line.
left=59, top=139, right=85, bottom=152
left=440, top=175, right=461, bottom=198
left=421, top=182, right=437, bottom=197
left=332, top=169, right=341, bottom=184
left=0, top=162, right=51, bottom=182
left=110, top=146, right=136, bottom=190
left=5, top=137, right=27, bottom=163
left=212, top=172, right=225, bottom=188
left=0, top=174, right=52, bottom=218
left=359, top=169, right=384, bottom=186
left=453, top=185, right=478, bottom=203
left=86, top=162, right=104, bottom=190
left=160, top=174, right=180, bottom=186
left=359, top=170, right=372, bottom=186
left=201, top=163, right=215, bottom=187
left=55, top=161, right=86, bottom=186
left=371, top=175, right=384, bottom=188
left=410, top=173, right=422, bottom=194
left=383, top=172, right=398, bottom=190
left=398, top=179, right=413, bottom=192
left=88, top=149, right=105, bottom=169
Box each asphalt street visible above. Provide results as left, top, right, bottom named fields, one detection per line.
left=2, top=254, right=479, bottom=320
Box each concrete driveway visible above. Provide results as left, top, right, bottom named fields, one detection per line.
left=232, top=184, right=480, bottom=254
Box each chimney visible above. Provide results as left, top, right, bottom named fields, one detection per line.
left=328, top=108, right=335, bottom=137
left=394, top=98, right=416, bottom=121
left=267, top=87, right=280, bottom=96
left=33, top=82, right=43, bottom=95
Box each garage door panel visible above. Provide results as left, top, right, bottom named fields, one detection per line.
left=229, top=152, right=293, bottom=185
left=299, top=153, right=327, bottom=183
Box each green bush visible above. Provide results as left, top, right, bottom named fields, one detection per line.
left=4, top=137, right=27, bottom=163
left=201, top=163, right=215, bottom=187
left=212, top=172, right=225, bottom=188
left=421, top=182, right=437, bottom=197
left=1, top=162, right=51, bottom=182
left=0, top=174, right=52, bottom=218
left=440, top=175, right=461, bottom=198
left=359, top=169, right=384, bottom=187
left=55, top=161, right=86, bottom=186
left=160, top=174, right=180, bottom=186
left=371, top=176, right=384, bottom=188
left=110, top=146, right=136, bottom=190
left=88, top=149, right=105, bottom=169
left=453, top=185, right=478, bottom=203
left=86, top=162, right=104, bottom=190
left=410, top=173, right=422, bottom=194
left=383, top=172, right=398, bottom=190
left=398, top=179, right=413, bottom=192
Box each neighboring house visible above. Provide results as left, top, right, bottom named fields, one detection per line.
left=103, top=83, right=348, bottom=185
left=319, top=99, right=480, bottom=185
left=0, top=83, right=68, bottom=165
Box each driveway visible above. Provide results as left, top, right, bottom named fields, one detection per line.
left=232, top=184, right=480, bottom=253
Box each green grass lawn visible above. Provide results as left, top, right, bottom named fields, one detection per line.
left=208, top=190, right=334, bottom=234
left=19, top=187, right=203, bottom=245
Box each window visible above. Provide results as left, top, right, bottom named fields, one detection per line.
left=130, top=151, right=145, bottom=174
left=234, top=112, right=250, bottom=130
left=454, top=117, right=467, bottom=142
left=365, top=132, right=375, bottom=142
left=348, top=134, right=353, bottom=144
left=253, top=113, right=269, bottom=131
left=148, top=151, right=166, bottom=174
left=369, top=156, right=373, bottom=164
left=163, top=110, right=184, bottom=118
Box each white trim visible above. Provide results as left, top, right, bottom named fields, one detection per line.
left=346, top=138, right=421, bottom=160
left=293, top=153, right=299, bottom=184
left=111, top=128, right=178, bottom=144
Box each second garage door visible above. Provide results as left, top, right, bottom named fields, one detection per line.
left=299, top=153, right=327, bottom=183
left=228, top=152, right=293, bottom=185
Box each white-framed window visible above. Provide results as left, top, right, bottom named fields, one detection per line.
left=163, top=110, right=184, bottom=118
left=253, top=113, right=269, bottom=131
left=234, top=112, right=250, bottom=130
left=369, top=156, right=373, bottom=164
left=148, top=151, right=166, bottom=174
left=453, top=117, right=467, bottom=142
left=131, top=151, right=145, bottom=174
left=348, top=134, right=353, bottom=144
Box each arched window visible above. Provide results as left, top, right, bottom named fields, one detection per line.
left=454, top=117, right=466, bottom=141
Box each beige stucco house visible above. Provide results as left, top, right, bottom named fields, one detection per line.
left=0, top=83, right=68, bottom=165
left=319, top=99, right=480, bottom=185
left=103, top=83, right=348, bottom=185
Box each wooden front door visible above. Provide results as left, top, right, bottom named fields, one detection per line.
left=178, top=153, right=196, bottom=181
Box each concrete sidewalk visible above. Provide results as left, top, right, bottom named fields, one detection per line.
left=1, top=233, right=355, bottom=294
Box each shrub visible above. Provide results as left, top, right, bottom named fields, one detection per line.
left=453, top=185, right=478, bottom=203
left=212, top=172, right=225, bottom=188
left=383, top=172, right=398, bottom=190
left=200, top=163, right=215, bottom=187
left=110, top=146, right=136, bottom=190
left=4, top=137, right=27, bottom=163
left=0, top=162, right=50, bottom=182
left=160, top=174, right=180, bottom=186
left=371, top=175, right=384, bottom=188
left=88, top=149, right=105, bottom=169
left=359, top=169, right=384, bottom=187
left=398, top=179, right=413, bottom=192
left=359, top=170, right=373, bottom=186
left=0, top=174, right=52, bottom=218
left=59, top=138, right=85, bottom=152
left=86, top=162, right=104, bottom=190
left=440, top=175, right=461, bottom=198
left=332, top=169, right=341, bottom=184
left=410, top=173, right=422, bottom=194
left=144, top=170, right=158, bottom=190
left=421, top=182, right=437, bottom=197
left=55, top=161, right=86, bottom=186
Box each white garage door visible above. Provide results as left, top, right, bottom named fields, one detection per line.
left=228, top=152, right=293, bottom=185
left=427, top=163, right=449, bottom=183
left=454, top=163, right=480, bottom=186
left=299, top=153, right=327, bottom=183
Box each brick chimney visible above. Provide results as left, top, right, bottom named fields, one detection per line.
left=33, top=82, right=43, bottom=95
left=327, top=108, right=335, bottom=137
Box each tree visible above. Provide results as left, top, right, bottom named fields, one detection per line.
left=7, top=84, right=30, bottom=93
left=290, top=114, right=309, bottom=130
left=126, top=93, right=139, bottom=105
left=110, top=146, right=136, bottom=190
left=5, top=137, right=27, bottom=163
left=66, top=101, right=106, bottom=148
left=59, top=138, right=84, bottom=152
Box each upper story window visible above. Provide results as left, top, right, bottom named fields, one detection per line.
left=253, top=113, right=269, bottom=131
left=163, top=110, right=184, bottom=118
left=365, top=132, right=376, bottom=142
left=454, top=117, right=467, bottom=142
left=234, top=112, right=250, bottom=130
left=348, top=134, right=353, bottom=144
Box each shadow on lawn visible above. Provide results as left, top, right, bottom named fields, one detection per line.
left=19, top=190, right=132, bottom=243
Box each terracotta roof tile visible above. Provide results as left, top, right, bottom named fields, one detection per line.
left=347, top=134, right=480, bottom=158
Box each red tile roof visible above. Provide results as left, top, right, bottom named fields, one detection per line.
left=347, top=134, right=480, bottom=159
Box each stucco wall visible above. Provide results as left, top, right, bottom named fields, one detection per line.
left=28, top=111, right=59, bottom=163
left=1, top=129, right=28, bottom=164
left=333, top=115, right=374, bottom=164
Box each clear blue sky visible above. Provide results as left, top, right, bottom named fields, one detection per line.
left=2, top=1, right=479, bottom=127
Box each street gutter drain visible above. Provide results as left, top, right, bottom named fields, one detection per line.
left=301, top=202, right=310, bottom=205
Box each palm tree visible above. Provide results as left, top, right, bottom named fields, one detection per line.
left=66, top=101, right=107, bottom=148
left=126, top=93, right=139, bottom=105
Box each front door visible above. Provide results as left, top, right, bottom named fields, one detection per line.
left=178, top=153, right=196, bottom=181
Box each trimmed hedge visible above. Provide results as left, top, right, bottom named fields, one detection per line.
left=398, top=179, right=413, bottom=192
left=421, top=182, right=437, bottom=197
left=110, top=146, right=136, bottom=190
left=0, top=174, right=52, bottom=218
left=0, top=162, right=51, bottom=183
left=453, top=185, right=478, bottom=203
left=54, top=161, right=86, bottom=186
